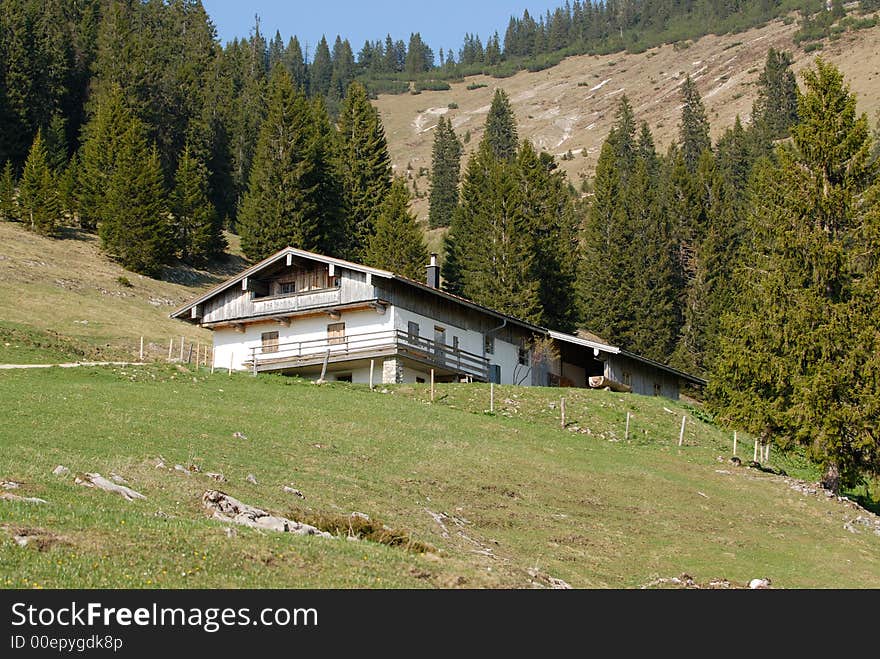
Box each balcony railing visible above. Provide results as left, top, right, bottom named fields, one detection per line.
left=248, top=329, right=489, bottom=380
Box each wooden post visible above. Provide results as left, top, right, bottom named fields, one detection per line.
left=139, top=336, right=144, bottom=362
left=202, top=345, right=207, bottom=367
left=625, top=411, right=631, bottom=441
left=168, top=338, right=173, bottom=362
left=733, top=431, right=738, bottom=456
left=753, top=439, right=759, bottom=462
left=678, top=415, right=686, bottom=446
left=179, top=336, right=184, bottom=362
left=195, top=339, right=200, bottom=367
left=187, top=343, right=193, bottom=364
left=430, top=369, right=435, bottom=402
left=317, top=349, right=330, bottom=383
left=210, top=348, right=215, bottom=374
left=369, top=359, right=374, bottom=390
left=252, top=348, right=257, bottom=377
left=764, top=443, right=770, bottom=463
left=560, top=397, right=566, bottom=429
left=490, top=382, right=494, bottom=413
left=228, top=352, right=233, bottom=376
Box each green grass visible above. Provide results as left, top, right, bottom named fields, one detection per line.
left=1, top=365, right=878, bottom=589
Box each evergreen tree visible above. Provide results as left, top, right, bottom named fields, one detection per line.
left=76, top=85, right=131, bottom=231
left=100, top=123, right=171, bottom=276
left=172, top=144, right=226, bottom=264
left=44, top=113, right=69, bottom=172
left=709, top=60, right=880, bottom=491
left=283, top=36, right=309, bottom=93
left=428, top=116, right=462, bottom=229
left=364, top=177, right=429, bottom=279
left=17, top=129, right=59, bottom=235
left=752, top=48, right=799, bottom=142
left=310, top=36, right=333, bottom=97
left=335, top=81, right=392, bottom=260
left=0, top=161, right=17, bottom=222
left=484, top=89, right=518, bottom=162
left=308, top=95, right=346, bottom=257
left=238, top=67, right=331, bottom=261
left=517, top=142, right=579, bottom=332
left=679, top=75, right=711, bottom=172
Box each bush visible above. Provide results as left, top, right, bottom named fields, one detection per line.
left=447, top=102, right=459, bottom=109
left=802, top=41, right=824, bottom=52
left=413, top=80, right=451, bottom=92
left=116, top=276, right=133, bottom=288
left=466, top=82, right=487, bottom=91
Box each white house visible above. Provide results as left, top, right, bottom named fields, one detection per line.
left=170, top=247, right=704, bottom=398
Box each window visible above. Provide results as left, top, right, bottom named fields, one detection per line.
left=327, top=322, right=345, bottom=346
left=653, top=383, right=662, bottom=397
left=452, top=336, right=459, bottom=352
left=518, top=345, right=530, bottom=366
left=416, top=377, right=425, bottom=384
left=261, top=331, right=279, bottom=354
left=484, top=335, right=495, bottom=355
left=622, top=371, right=632, bottom=387
left=407, top=321, right=420, bottom=342
left=336, top=373, right=352, bottom=383
left=279, top=281, right=296, bottom=295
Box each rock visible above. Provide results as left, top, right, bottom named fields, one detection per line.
left=52, top=465, right=70, bottom=477
left=1, top=481, right=22, bottom=490
left=109, top=473, right=128, bottom=484
left=224, top=527, right=237, bottom=539
left=282, top=485, right=305, bottom=499
left=351, top=512, right=370, bottom=521
left=0, top=492, right=47, bottom=504
left=245, top=474, right=257, bottom=485
left=202, top=490, right=332, bottom=538
left=748, top=578, right=771, bottom=589
left=75, top=473, right=145, bottom=502
left=174, top=464, right=190, bottom=475
left=206, top=473, right=226, bottom=483
left=232, top=432, right=248, bottom=440
left=729, top=456, right=742, bottom=467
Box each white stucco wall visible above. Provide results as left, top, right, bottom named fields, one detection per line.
left=212, top=307, right=395, bottom=371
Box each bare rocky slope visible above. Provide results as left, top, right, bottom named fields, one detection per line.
left=375, top=16, right=880, bottom=230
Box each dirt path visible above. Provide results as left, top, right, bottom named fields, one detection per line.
left=0, top=361, right=146, bottom=370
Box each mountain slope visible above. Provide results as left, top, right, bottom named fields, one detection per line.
left=376, top=17, right=880, bottom=224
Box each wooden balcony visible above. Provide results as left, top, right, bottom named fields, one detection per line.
left=247, top=329, right=490, bottom=381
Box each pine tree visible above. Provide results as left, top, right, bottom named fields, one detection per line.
left=484, top=89, right=518, bottom=162
left=335, top=81, right=392, bottom=260
left=0, top=161, right=17, bottom=222
left=310, top=36, right=333, bottom=98
left=308, top=96, right=346, bottom=257
left=517, top=141, right=579, bottom=332
left=283, top=36, right=309, bottom=93
left=76, top=85, right=131, bottom=231
left=172, top=144, right=226, bottom=264
left=363, top=177, right=429, bottom=279
left=238, top=67, right=330, bottom=261
left=44, top=113, right=69, bottom=172
left=709, top=60, right=880, bottom=491
left=100, top=123, right=171, bottom=276
left=428, top=116, right=462, bottom=229
left=752, top=48, right=799, bottom=142
left=18, top=129, right=59, bottom=235
left=679, top=75, right=711, bottom=172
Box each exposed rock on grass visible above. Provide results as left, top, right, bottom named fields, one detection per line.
left=202, top=490, right=331, bottom=537
left=75, top=473, right=145, bottom=501
left=0, top=492, right=47, bottom=504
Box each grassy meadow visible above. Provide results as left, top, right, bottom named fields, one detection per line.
left=1, top=364, right=878, bottom=589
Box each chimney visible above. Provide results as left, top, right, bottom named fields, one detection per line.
left=426, top=253, right=440, bottom=289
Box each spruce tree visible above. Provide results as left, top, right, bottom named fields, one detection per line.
left=364, top=177, right=429, bottom=279
left=679, top=76, right=711, bottom=172
left=428, top=116, right=462, bottom=229
left=752, top=48, right=799, bottom=142
left=709, top=60, right=880, bottom=491
left=18, top=129, right=59, bottom=235
left=100, top=124, right=171, bottom=276
left=335, top=81, right=392, bottom=261
left=76, top=85, right=131, bottom=231
left=238, top=67, right=330, bottom=261
left=0, top=161, right=17, bottom=222
left=484, top=89, right=518, bottom=162
left=310, top=36, right=333, bottom=98
left=172, top=144, right=226, bottom=264
left=284, top=36, right=309, bottom=93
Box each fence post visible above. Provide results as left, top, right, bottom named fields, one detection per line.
left=168, top=338, right=173, bottom=362
left=490, top=382, right=494, bottom=413
left=678, top=415, right=686, bottom=447
left=560, top=397, right=566, bottom=429
left=139, top=336, right=144, bottom=362
left=228, top=352, right=233, bottom=376
left=252, top=347, right=257, bottom=377
left=430, top=369, right=435, bottom=402
left=369, top=359, right=374, bottom=390
left=753, top=439, right=759, bottom=462
left=625, top=411, right=631, bottom=441
left=210, top=348, right=215, bottom=374
left=733, top=431, right=738, bottom=456
left=179, top=336, right=184, bottom=362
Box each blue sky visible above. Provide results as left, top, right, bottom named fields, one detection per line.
left=201, top=1, right=564, bottom=59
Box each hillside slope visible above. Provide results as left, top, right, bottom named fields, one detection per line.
left=1, top=365, right=878, bottom=589
left=0, top=223, right=244, bottom=363
left=376, top=17, right=880, bottom=224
